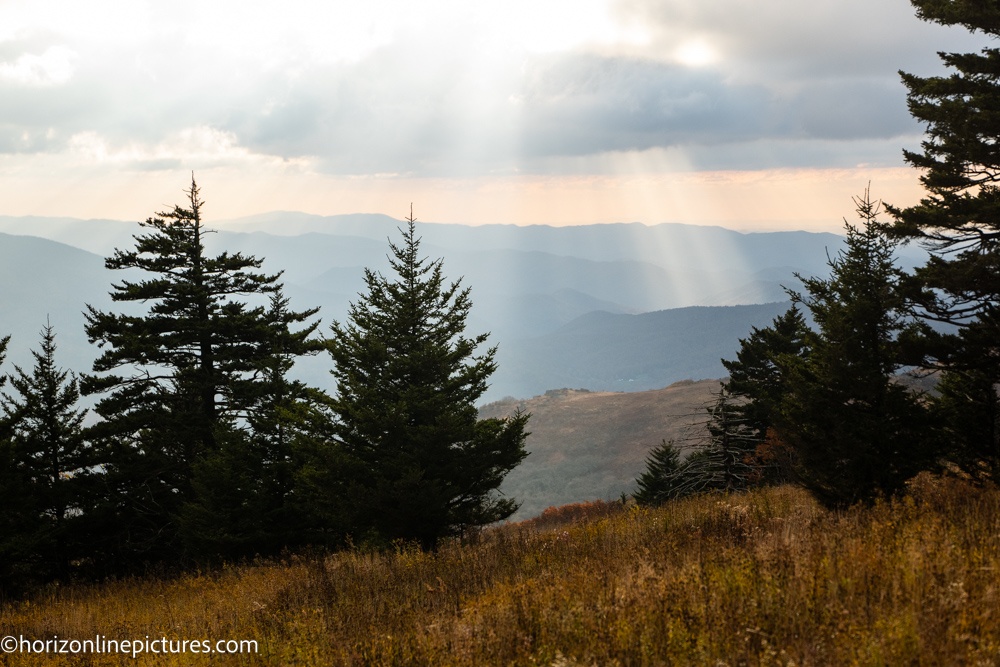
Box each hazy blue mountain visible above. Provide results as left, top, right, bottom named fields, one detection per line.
left=489, top=302, right=795, bottom=399
left=214, top=211, right=400, bottom=238
left=302, top=248, right=717, bottom=315
left=470, top=289, right=636, bottom=339
left=206, top=232, right=393, bottom=286
left=217, top=211, right=928, bottom=273
left=0, top=232, right=110, bottom=378
left=0, top=213, right=908, bottom=402
left=0, top=216, right=135, bottom=256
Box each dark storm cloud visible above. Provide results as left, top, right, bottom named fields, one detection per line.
left=513, top=56, right=770, bottom=155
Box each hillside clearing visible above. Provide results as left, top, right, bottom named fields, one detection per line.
left=2, top=478, right=999, bottom=665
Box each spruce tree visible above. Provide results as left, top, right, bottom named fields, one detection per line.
left=722, top=306, right=810, bottom=444
left=888, top=2, right=1000, bottom=479
left=0, top=323, right=90, bottom=584
left=782, top=190, right=933, bottom=508
left=721, top=307, right=810, bottom=486
left=179, top=289, right=328, bottom=559
left=326, top=210, right=528, bottom=550
left=83, top=177, right=320, bottom=564
left=0, top=333, right=28, bottom=593
left=636, top=390, right=763, bottom=505
left=702, top=388, right=761, bottom=492
left=933, top=366, right=1000, bottom=482
left=633, top=440, right=683, bottom=506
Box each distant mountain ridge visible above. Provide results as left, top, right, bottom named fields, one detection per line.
left=214, top=211, right=843, bottom=269
left=0, top=212, right=915, bottom=401
left=490, top=302, right=795, bottom=398
left=0, top=232, right=110, bottom=378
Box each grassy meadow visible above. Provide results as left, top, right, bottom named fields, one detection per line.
left=2, top=478, right=999, bottom=665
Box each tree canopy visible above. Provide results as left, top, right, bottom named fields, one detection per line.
left=887, top=0, right=1000, bottom=483
left=722, top=305, right=810, bottom=445
left=326, top=210, right=528, bottom=550
left=83, top=177, right=323, bottom=563
left=0, top=323, right=90, bottom=588
left=782, top=191, right=934, bottom=508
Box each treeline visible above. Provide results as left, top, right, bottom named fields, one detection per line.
left=635, top=191, right=949, bottom=506
left=637, top=1, right=1000, bottom=508
left=0, top=185, right=528, bottom=595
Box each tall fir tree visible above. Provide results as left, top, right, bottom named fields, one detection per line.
left=0, top=323, right=90, bottom=586
left=887, top=1, right=1000, bottom=479
left=326, top=210, right=529, bottom=550
left=722, top=306, right=810, bottom=443
left=782, top=190, right=934, bottom=508
left=702, top=388, right=760, bottom=492
left=83, top=177, right=320, bottom=564
left=179, top=288, right=328, bottom=559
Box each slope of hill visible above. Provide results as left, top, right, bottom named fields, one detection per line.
left=491, top=302, right=793, bottom=399
left=0, top=232, right=112, bottom=376
left=6, top=480, right=998, bottom=665
left=481, top=379, right=722, bottom=519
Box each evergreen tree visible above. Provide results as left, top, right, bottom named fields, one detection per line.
left=83, top=177, right=319, bottom=564
left=636, top=390, right=762, bottom=505
left=179, top=289, right=328, bottom=559
left=781, top=190, right=933, bottom=508
left=934, top=366, right=1000, bottom=482
left=721, top=307, right=810, bottom=486
left=0, top=323, right=90, bottom=584
left=888, top=3, right=1000, bottom=479
left=702, top=388, right=760, bottom=492
left=722, top=306, right=810, bottom=445
left=0, top=333, right=28, bottom=593
left=326, top=210, right=529, bottom=550
left=671, top=390, right=761, bottom=498
left=633, top=440, right=683, bottom=506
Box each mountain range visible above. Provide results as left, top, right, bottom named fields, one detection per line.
left=0, top=211, right=930, bottom=512
left=0, top=212, right=926, bottom=401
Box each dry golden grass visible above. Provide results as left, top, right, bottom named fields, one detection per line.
left=3, top=477, right=1000, bottom=665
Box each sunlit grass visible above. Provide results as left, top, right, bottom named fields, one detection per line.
left=3, top=477, right=999, bottom=665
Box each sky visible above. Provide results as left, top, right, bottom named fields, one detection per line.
left=0, top=0, right=987, bottom=231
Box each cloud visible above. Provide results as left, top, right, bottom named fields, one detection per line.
left=615, top=0, right=984, bottom=78
left=63, top=126, right=315, bottom=173
left=0, top=0, right=988, bottom=179
left=0, top=45, right=77, bottom=86
left=215, top=48, right=921, bottom=176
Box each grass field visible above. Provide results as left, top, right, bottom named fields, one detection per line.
left=2, top=477, right=999, bottom=665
